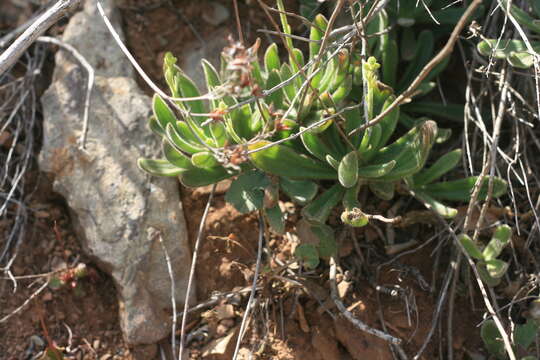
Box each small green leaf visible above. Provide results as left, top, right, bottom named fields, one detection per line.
left=264, top=43, right=280, bottom=73
left=280, top=178, right=318, bottom=205
left=357, top=161, right=396, bottom=179
left=369, top=181, right=395, bottom=201
left=485, top=259, right=509, bottom=279
left=420, top=176, right=507, bottom=201
left=413, top=149, right=462, bottom=186
left=138, top=158, right=183, bottom=177
left=476, top=262, right=502, bottom=287
left=315, top=223, right=337, bottom=258
left=225, top=170, right=271, bottom=214
left=483, top=225, right=512, bottom=261
left=295, top=244, right=320, bottom=269
left=413, top=190, right=458, bottom=218
left=248, top=141, right=337, bottom=180
left=179, top=166, right=238, bottom=188
left=265, top=204, right=285, bottom=234
left=302, top=184, right=345, bottom=224
left=162, top=139, right=191, bottom=169
left=481, top=319, right=505, bottom=357
left=458, top=234, right=484, bottom=260
left=153, top=94, right=177, bottom=130
left=338, top=151, right=359, bottom=188
left=191, top=151, right=219, bottom=168
left=514, top=319, right=539, bottom=350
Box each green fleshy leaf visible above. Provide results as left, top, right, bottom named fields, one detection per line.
left=483, top=225, right=512, bottom=261
left=458, top=234, right=484, bottom=260
left=191, top=151, right=219, bottom=168
left=138, top=158, right=182, bottom=177
left=413, top=149, right=462, bottom=186
left=369, top=181, right=395, bottom=201
left=225, top=170, right=271, bottom=214
left=153, top=94, right=177, bottom=130
left=481, top=319, right=505, bottom=357
left=280, top=178, right=318, bottom=205
left=264, top=43, right=280, bottom=73
left=162, top=139, right=191, bottom=169
left=295, top=244, right=320, bottom=269
left=413, top=190, right=458, bottom=218
left=421, top=176, right=507, bottom=201
left=338, top=151, right=359, bottom=188
left=485, top=259, right=509, bottom=279
left=302, top=184, right=345, bottom=224
left=476, top=262, right=502, bottom=287
left=265, top=204, right=285, bottom=234
left=248, top=141, right=337, bottom=180
left=514, top=319, right=539, bottom=350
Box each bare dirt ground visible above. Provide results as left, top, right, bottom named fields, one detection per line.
left=0, top=1, right=488, bottom=359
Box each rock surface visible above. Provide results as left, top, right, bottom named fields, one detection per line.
left=39, top=0, right=193, bottom=345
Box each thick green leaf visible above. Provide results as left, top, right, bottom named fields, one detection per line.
left=483, top=225, right=512, bottom=261
left=201, top=59, right=221, bottom=90
left=358, top=161, right=396, bottom=179
left=264, top=43, right=280, bottom=73
left=266, top=69, right=284, bottom=108
left=421, top=176, right=508, bottom=201
left=476, top=262, right=502, bottom=287
left=166, top=123, right=204, bottom=154
left=403, top=102, right=464, bottom=122
left=398, top=30, right=434, bottom=92
left=309, top=14, right=328, bottom=61
left=514, top=319, right=539, bottom=350
left=148, top=115, right=165, bottom=137
left=413, top=149, right=462, bottom=186
left=280, top=178, right=318, bottom=205
left=375, top=120, right=437, bottom=181
left=369, top=181, right=395, bottom=201
left=338, top=151, right=359, bottom=188
left=295, top=244, right=320, bottom=269
left=191, top=151, right=219, bottom=168
left=175, top=72, right=206, bottom=116
left=458, top=234, right=484, bottom=260
left=265, top=204, right=285, bottom=234
left=413, top=190, right=458, bottom=218
left=302, top=184, right=345, bottom=223
left=162, top=139, right=191, bottom=169
left=138, top=158, right=182, bottom=177
left=225, top=170, right=271, bottom=214
left=485, top=259, right=509, bottom=279
left=315, top=223, right=337, bottom=258
left=478, top=39, right=540, bottom=69
left=248, top=141, right=337, bottom=180
left=153, top=94, right=177, bottom=130
left=481, top=319, right=505, bottom=357
left=179, top=166, right=237, bottom=187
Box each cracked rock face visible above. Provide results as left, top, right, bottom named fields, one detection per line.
left=39, top=0, right=193, bottom=345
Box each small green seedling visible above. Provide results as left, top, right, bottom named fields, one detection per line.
left=481, top=317, right=539, bottom=359
left=459, top=225, right=512, bottom=287
left=477, top=1, right=540, bottom=69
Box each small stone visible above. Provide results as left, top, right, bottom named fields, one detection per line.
left=202, top=2, right=229, bottom=26
left=92, top=339, right=100, bottom=350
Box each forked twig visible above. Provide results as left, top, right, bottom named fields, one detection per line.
left=329, top=257, right=402, bottom=345
left=0, top=0, right=83, bottom=76
left=232, top=212, right=265, bottom=360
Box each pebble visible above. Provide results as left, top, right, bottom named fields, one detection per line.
left=93, top=339, right=100, bottom=350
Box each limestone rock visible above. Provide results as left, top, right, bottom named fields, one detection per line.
left=39, top=0, right=193, bottom=345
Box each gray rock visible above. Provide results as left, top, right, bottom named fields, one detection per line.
left=39, top=0, right=193, bottom=345
left=56, top=0, right=133, bottom=78
left=180, top=28, right=229, bottom=91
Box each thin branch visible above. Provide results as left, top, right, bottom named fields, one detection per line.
left=0, top=0, right=83, bottom=76
left=329, top=257, right=402, bottom=345
left=178, top=184, right=216, bottom=360
left=232, top=212, right=265, bottom=360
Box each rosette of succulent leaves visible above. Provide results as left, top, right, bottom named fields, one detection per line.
left=138, top=2, right=507, bottom=268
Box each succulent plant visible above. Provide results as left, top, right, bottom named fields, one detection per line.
left=138, top=5, right=507, bottom=268
left=477, top=0, right=540, bottom=69
left=459, top=225, right=512, bottom=287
